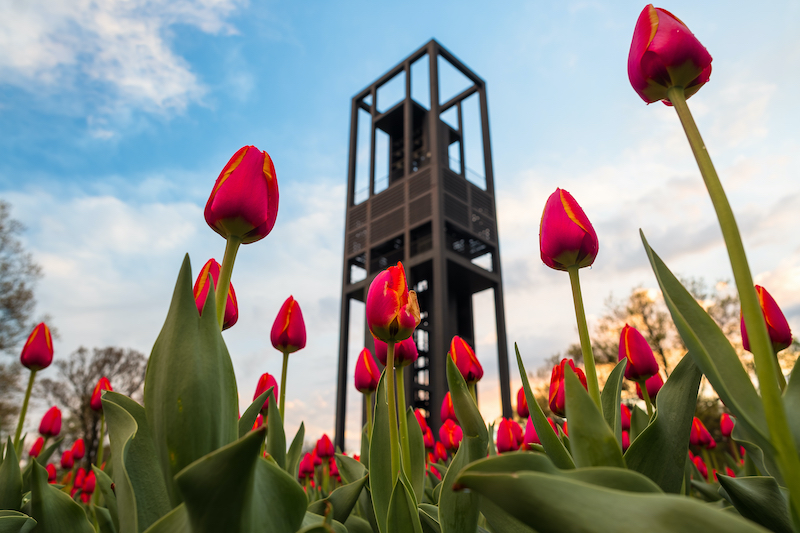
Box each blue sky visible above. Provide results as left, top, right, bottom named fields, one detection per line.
left=2, top=0, right=799, bottom=451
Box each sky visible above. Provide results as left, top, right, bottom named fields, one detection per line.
left=2, top=0, right=799, bottom=452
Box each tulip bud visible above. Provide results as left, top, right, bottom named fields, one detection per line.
left=91, top=376, right=113, bottom=412
left=271, top=296, right=307, bottom=354
left=316, top=434, right=335, bottom=458
left=440, top=392, right=458, bottom=424
left=204, top=145, right=279, bottom=244
left=74, top=468, right=86, bottom=491
left=539, top=188, right=598, bottom=271
left=635, top=373, right=663, bottom=401
left=621, top=404, right=632, bottom=431
left=449, top=336, right=483, bottom=384
left=329, top=456, right=339, bottom=477
left=548, top=359, right=587, bottom=417
left=253, top=373, right=278, bottom=413
left=298, top=453, right=314, bottom=479
left=46, top=463, right=57, bottom=483
left=29, top=436, right=44, bottom=458
left=720, top=413, right=735, bottom=438
left=374, top=337, right=419, bottom=367
left=366, top=262, right=420, bottom=343
left=60, top=449, right=74, bottom=470
left=562, top=420, right=569, bottom=436
left=39, top=406, right=61, bottom=437
left=427, top=463, right=442, bottom=480
left=725, top=466, right=736, bottom=478
left=627, top=5, right=712, bottom=105
left=193, top=259, right=238, bottom=330
left=693, top=455, right=708, bottom=479
left=423, top=427, right=435, bottom=450
left=414, top=409, right=428, bottom=431
left=741, top=285, right=793, bottom=353
left=311, top=449, right=322, bottom=466
left=690, top=417, right=713, bottom=448
left=252, top=414, right=264, bottom=431
left=516, top=386, right=529, bottom=419
left=496, top=418, right=521, bottom=453
left=354, top=348, right=380, bottom=394
left=523, top=417, right=540, bottom=447
left=622, top=430, right=630, bottom=453
left=439, top=419, right=463, bottom=450
left=71, top=439, right=85, bottom=461
left=619, top=324, right=659, bottom=381
left=434, top=441, right=448, bottom=462
left=20, top=322, right=54, bottom=371
left=82, top=471, right=96, bottom=494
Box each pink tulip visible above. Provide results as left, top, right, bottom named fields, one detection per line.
left=316, top=434, right=335, bottom=458
left=271, top=296, right=307, bottom=354
left=449, top=336, right=483, bottom=384
left=354, top=348, right=380, bottom=394
left=516, top=386, right=529, bottom=419
left=549, top=359, right=587, bottom=417
left=20, top=323, right=54, bottom=371
left=720, top=413, right=735, bottom=438
left=29, top=436, right=44, bottom=458
left=539, top=188, right=598, bottom=271
left=619, top=324, right=659, bottom=381
left=440, top=392, right=458, bottom=424
left=496, top=418, right=521, bottom=453
left=636, top=373, right=664, bottom=401
left=193, top=259, right=238, bottom=330
left=374, top=336, right=419, bottom=367
left=253, top=373, right=278, bottom=413
left=439, top=419, right=463, bottom=450
left=621, top=404, right=631, bottom=431
left=365, top=262, right=420, bottom=343
left=39, top=406, right=61, bottom=437
left=741, top=285, right=793, bottom=353
left=91, top=376, right=113, bottom=412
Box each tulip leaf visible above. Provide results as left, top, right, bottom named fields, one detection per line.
left=600, top=360, right=626, bottom=444
left=244, top=450, right=309, bottom=532
left=300, top=512, right=347, bottom=533
left=369, top=371, right=392, bottom=533
left=144, top=255, right=239, bottom=505
left=0, top=510, right=36, bottom=533
left=515, top=344, right=574, bottom=469
left=239, top=388, right=272, bottom=438
left=266, top=394, right=286, bottom=470
left=343, top=514, right=373, bottom=533
left=287, top=423, right=305, bottom=478
left=28, top=460, right=94, bottom=533
left=717, top=475, right=791, bottom=533
left=418, top=503, right=440, bottom=533
left=334, top=453, right=366, bottom=485
left=140, top=505, right=191, bottom=533
left=94, top=506, right=117, bottom=533
left=438, top=356, right=489, bottom=533
left=92, top=466, right=119, bottom=533
left=454, top=470, right=767, bottom=533
left=0, top=438, right=22, bottom=511
left=732, top=428, right=771, bottom=478
left=20, top=437, right=62, bottom=494
left=782, top=367, right=800, bottom=449
left=640, top=234, right=772, bottom=456
left=405, top=407, right=426, bottom=503
left=308, top=474, right=369, bottom=524
left=387, top=476, right=423, bottom=533
left=629, top=405, right=649, bottom=442
left=624, top=354, right=702, bottom=493
left=360, top=424, right=370, bottom=470
left=480, top=497, right=537, bottom=533
left=103, top=391, right=172, bottom=533
left=564, top=367, right=625, bottom=468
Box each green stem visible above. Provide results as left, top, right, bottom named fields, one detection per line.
left=668, top=85, right=800, bottom=522
left=216, top=235, right=242, bottom=329
left=567, top=266, right=602, bottom=412
left=396, top=366, right=411, bottom=478
left=730, top=440, right=742, bottom=465
left=701, top=448, right=714, bottom=483
left=96, top=414, right=105, bottom=469
left=322, top=461, right=330, bottom=494
left=365, top=392, right=373, bottom=439
left=385, top=341, right=400, bottom=482
left=279, top=351, right=289, bottom=421
left=774, top=348, right=787, bottom=392
left=13, top=369, right=37, bottom=452
left=637, top=378, right=654, bottom=418
left=468, top=383, right=477, bottom=402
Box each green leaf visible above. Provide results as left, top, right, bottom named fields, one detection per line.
left=387, top=476, right=423, bottom=533
left=334, top=453, right=366, bottom=485
left=782, top=366, right=800, bottom=449
left=369, top=371, right=392, bottom=533
left=307, top=474, right=369, bottom=524
left=343, top=514, right=373, bottom=533
left=600, top=360, right=626, bottom=444
left=735, top=432, right=770, bottom=477
left=20, top=437, right=62, bottom=494
left=92, top=466, right=119, bottom=533
left=515, top=344, right=574, bottom=469
left=0, top=438, right=22, bottom=510
left=103, top=391, right=172, bottom=533
left=28, top=460, right=94, bottom=533
left=418, top=503, right=440, bottom=533
left=266, top=394, right=286, bottom=470
left=0, top=510, right=36, bottom=533
left=405, top=407, right=426, bottom=503
left=239, top=389, right=272, bottom=438
left=564, top=367, right=625, bottom=468
left=480, top=498, right=538, bottom=533
left=717, top=475, right=791, bottom=533
left=487, top=422, right=497, bottom=456
left=624, top=354, right=702, bottom=493
left=94, top=506, right=117, bottom=533
left=244, top=452, right=308, bottom=532
left=300, top=512, right=347, bottom=533
left=287, top=423, right=305, bottom=477
left=455, top=470, right=768, bottom=533
left=141, top=505, right=191, bottom=533
left=360, top=424, right=370, bottom=470
left=143, top=255, right=239, bottom=505
left=629, top=405, right=649, bottom=442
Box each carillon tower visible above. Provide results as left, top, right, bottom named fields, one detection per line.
left=334, top=40, right=511, bottom=450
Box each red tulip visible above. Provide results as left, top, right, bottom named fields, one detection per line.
left=271, top=296, right=306, bottom=354
left=91, top=376, right=113, bottom=412
left=539, top=188, right=598, bottom=271
left=311, top=449, right=322, bottom=466
left=496, top=418, right=521, bottom=453
left=329, top=456, right=339, bottom=477
left=39, top=406, right=61, bottom=437
left=439, top=419, right=463, bottom=450
left=20, top=322, right=53, bottom=371
left=511, top=419, right=523, bottom=446
left=720, top=413, right=735, bottom=438
left=741, top=285, right=793, bottom=353
left=516, top=386, right=529, bottom=419
left=46, top=463, right=57, bottom=483
left=71, top=439, right=85, bottom=461
left=427, top=463, right=442, bottom=480
left=725, top=466, right=736, bottom=478
left=434, top=441, right=448, bottom=462
left=440, top=392, right=458, bottom=424
left=690, top=417, right=713, bottom=448
left=253, top=373, right=278, bottom=413
left=423, top=427, right=435, bottom=449
left=60, top=449, right=74, bottom=470
left=562, top=420, right=569, bottom=436
left=449, top=336, right=483, bottom=384
left=619, top=324, right=659, bottom=381
left=693, top=455, right=708, bottom=479
left=82, top=471, right=96, bottom=494
left=414, top=409, right=428, bottom=431
left=354, top=348, right=380, bottom=394
left=523, top=417, right=540, bottom=447
left=548, top=359, right=587, bottom=417
left=298, top=453, right=314, bottom=479
left=635, top=373, right=664, bottom=401
left=205, top=145, right=279, bottom=244
left=627, top=5, right=712, bottom=105
left=621, top=404, right=631, bottom=431
left=374, top=336, right=419, bottom=367
left=622, top=430, right=630, bottom=453
left=252, top=414, right=264, bottom=430
left=193, top=259, right=238, bottom=330
left=366, top=262, right=420, bottom=343
left=29, top=436, right=44, bottom=458
left=316, top=434, right=335, bottom=458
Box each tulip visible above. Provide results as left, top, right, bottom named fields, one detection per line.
left=60, top=449, right=74, bottom=470
left=562, top=421, right=569, bottom=436
left=621, top=404, right=632, bottom=431
left=298, top=453, right=314, bottom=480
left=20, top=322, right=54, bottom=371
left=354, top=348, right=380, bottom=394
left=254, top=373, right=279, bottom=414
left=271, top=296, right=306, bottom=354
left=71, top=439, right=85, bottom=461
left=316, top=434, right=335, bottom=459
left=511, top=419, right=523, bottom=446
left=434, top=441, right=448, bottom=462
left=690, top=417, right=713, bottom=448
left=523, top=417, right=540, bottom=447
left=39, top=406, right=61, bottom=437
left=516, top=386, right=529, bottom=419
left=74, top=468, right=86, bottom=491
left=252, top=414, right=264, bottom=431
left=622, top=430, right=630, bottom=453
left=441, top=392, right=458, bottom=424
left=423, top=427, right=435, bottom=449
left=496, top=418, right=520, bottom=453
left=439, top=419, right=463, bottom=450
left=619, top=324, right=659, bottom=381
left=741, top=285, right=793, bottom=354
left=693, top=455, right=708, bottom=480
left=193, top=259, right=238, bottom=330
left=90, top=377, right=113, bottom=412
left=329, top=456, right=339, bottom=477
left=311, top=449, right=322, bottom=467
left=83, top=470, right=96, bottom=494
left=539, top=188, right=598, bottom=272
left=720, top=413, right=734, bottom=438
left=374, top=337, right=419, bottom=367
left=427, top=452, right=436, bottom=464
left=548, top=359, right=587, bottom=418
left=428, top=463, right=442, bottom=480
left=46, top=464, right=57, bottom=483
left=414, top=409, right=428, bottom=431
left=725, top=466, right=736, bottom=478
left=627, top=5, right=712, bottom=105
left=635, top=373, right=664, bottom=402
left=449, top=336, right=483, bottom=385
left=366, top=262, right=420, bottom=343
left=29, top=436, right=44, bottom=458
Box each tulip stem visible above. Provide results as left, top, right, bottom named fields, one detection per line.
left=96, top=413, right=105, bottom=469
left=700, top=448, right=713, bottom=483
left=279, top=351, right=289, bottom=420
left=637, top=379, right=654, bottom=418
left=774, top=348, right=787, bottom=392
left=567, top=266, right=602, bottom=413
left=469, top=383, right=477, bottom=402
left=730, top=440, right=742, bottom=465
left=13, top=369, right=37, bottom=452
left=322, top=460, right=330, bottom=494
left=667, top=85, right=800, bottom=522
left=385, top=341, right=401, bottom=482
left=396, top=366, right=411, bottom=478
left=216, top=235, right=242, bottom=329
left=365, top=391, right=373, bottom=439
